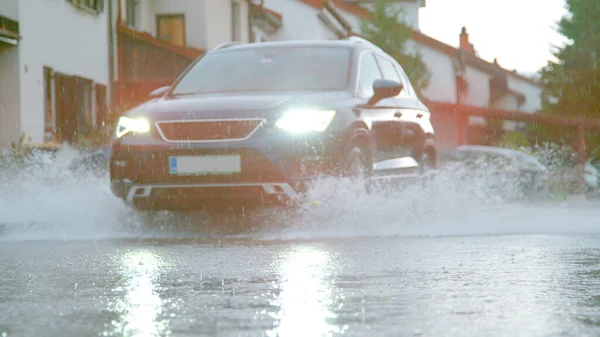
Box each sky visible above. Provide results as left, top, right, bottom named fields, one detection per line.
left=419, top=0, right=569, bottom=75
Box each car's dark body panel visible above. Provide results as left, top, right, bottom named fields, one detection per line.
left=110, top=38, right=437, bottom=211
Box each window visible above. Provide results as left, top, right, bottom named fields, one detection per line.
left=157, top=14, right=185, bottom=47
left=68, top=0, right=104, bottom=13
left=358, top=52, right=383, bottom=98
left=376, top=56, right=401, bottom=82
left=231, top=1, right=242, bottom=41
left=375, top=55, right=408, bottom=97
left=125, top=0, right=137, bottom=27
left=395, top=64, right=415, bottom=98
left=172, top=46, right=352, bottom=95
left=515, top=153, right=546, bottom=170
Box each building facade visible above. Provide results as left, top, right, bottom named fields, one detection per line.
left=0, top=0, right=545, bottom=149
left=0, top=0, right=109, bottom=147
left=0, top=0, right=257, bottom=147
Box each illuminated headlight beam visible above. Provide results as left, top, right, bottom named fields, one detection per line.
left=116, top=116, right=151, bottom=138
left=276, top=109, right=336, bottom=133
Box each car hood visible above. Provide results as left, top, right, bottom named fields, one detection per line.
left=124, top=91, right=353, bottom=121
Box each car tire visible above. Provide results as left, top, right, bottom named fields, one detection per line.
left=420, top=150, right=437, bottom=172
left=418, top=147, right=437, bottom=186
left=341, top=140, right=373, bottom=192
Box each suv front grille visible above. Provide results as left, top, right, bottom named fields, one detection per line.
left=155, top=118, right=265, bottom=142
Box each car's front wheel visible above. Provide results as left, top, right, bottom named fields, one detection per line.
left=419, top=148, right=437, bottom=174
left=417, top=147, right=438, bottom=189
left=340, top=140, right=373, bottom=192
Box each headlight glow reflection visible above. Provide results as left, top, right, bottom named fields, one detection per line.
left=276, top=109, right=336, bottom=133
left=266, top=247, right=347, bottom=337
left=116, top=116, right=151, bottom=138
left=104, top=250, right=171, bottom=337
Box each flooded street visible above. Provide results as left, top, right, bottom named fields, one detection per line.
left=3, top=229, right=600, bottom=337
left=2, top=150, right=600, bottom=336
left=0, top=0, right=597, bottom=335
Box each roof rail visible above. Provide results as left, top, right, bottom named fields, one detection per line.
left=346, top=36, right=385, bottom=53
left=212, top=41, right=242, bottom=50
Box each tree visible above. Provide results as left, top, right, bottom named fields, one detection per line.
left=359, top=0, right=431, bottom=96
left=537, top=0, right=600, bottom=146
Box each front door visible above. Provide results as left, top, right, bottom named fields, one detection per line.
left=54, top=73, right=78, bottom=143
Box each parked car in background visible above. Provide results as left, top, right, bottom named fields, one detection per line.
left=109, top=37, right=438, bottom=212
left=583, top=155, right=600, bottom=192
left=448, top=145, right=549, bottom=196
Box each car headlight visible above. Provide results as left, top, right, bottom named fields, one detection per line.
left=275, top=109, right=336, bottom=133
left=115, top=116, right=151, bottom=138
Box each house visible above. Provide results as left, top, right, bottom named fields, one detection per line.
left=0, top=0, right=109, bottom=148
left=0, top=0, right=262, bottom=148
left=0, top=0, right=546, bottom=150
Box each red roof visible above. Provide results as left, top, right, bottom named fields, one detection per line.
left=297, top=0, right=326, bottom=10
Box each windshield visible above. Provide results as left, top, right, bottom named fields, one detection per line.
left=515, top=153, right=546, bottom=170
left=171, top=46, right=352, bottom=95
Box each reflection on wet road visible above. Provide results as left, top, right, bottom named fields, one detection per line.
left=2, top=234, right=600, bottom=337
left=108, top=250, right=173, bottom=336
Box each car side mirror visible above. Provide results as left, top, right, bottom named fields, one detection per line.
left=149, top=86, right=170, bottom=98
left=367, top=79, right=403, bottom=105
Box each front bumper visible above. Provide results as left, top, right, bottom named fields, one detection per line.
left=111, top=180, right=300, bottom=208
left=109, top=131, right=346, bottom=208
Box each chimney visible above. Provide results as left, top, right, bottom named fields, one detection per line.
left=459, top=26, right=470, bottom=52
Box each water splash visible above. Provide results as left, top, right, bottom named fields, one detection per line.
left=0, top=146, right=139, bottom=241
left=0, top=144, right=597, bottom=242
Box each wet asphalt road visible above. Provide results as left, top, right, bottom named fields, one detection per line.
left=2, top=153, right=600, bottom=337
left=3, top=228, right=600, bottom=337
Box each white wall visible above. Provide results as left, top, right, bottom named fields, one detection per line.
left=0, top=0, right=18, bottom=20
left=136, top=0, right=157, bottom=35
left=418, top=45, right=457, bottom=103
left=507, top=76, right=542, bottom=113
left=17, top=0, right=109, bottom=144
left=204, top=0, right=250, bottom=49
left=463, top=66, right=491, bottom=107
left=0, top=46, right=21, bottom=148
left=262, top=0, right=338, bottom=41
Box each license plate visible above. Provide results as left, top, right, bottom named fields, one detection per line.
left=169, top=155, right=241, bottom=175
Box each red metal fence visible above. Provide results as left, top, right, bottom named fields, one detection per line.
left=114, top=24, right=203, bottom=117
